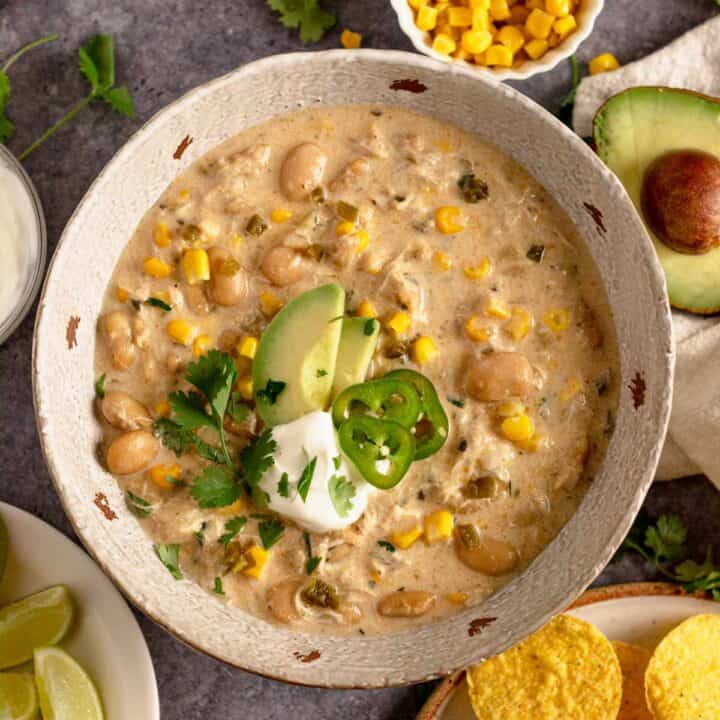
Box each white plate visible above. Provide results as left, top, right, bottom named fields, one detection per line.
left=0, top=502, right=159, bottom=720
left=423, top=585, right=720, bottom=720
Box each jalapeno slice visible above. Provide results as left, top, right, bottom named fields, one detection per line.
left=338, top=416, right=415, bottom=489
left=385, top=369, right=449, bottom=460
left=332, top=378, right=421, bottom=429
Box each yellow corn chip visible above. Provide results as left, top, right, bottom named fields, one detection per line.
left=613, top=641, right=653, bottom=720
left=467, top=615, right=622, bottom=720
left=645, top=614, right=720, bottom=720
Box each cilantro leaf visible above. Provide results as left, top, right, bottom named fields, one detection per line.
left=103, top=85, right=135, bottom=118
left=213, top=577, right=225, bottom=595
left=645, top=514, right=687, bottom=564
left=94, top=373, right=107, bottom=399
left=256, top=379, right=286, bottom=405
left=303, top=531, right=320, bottom=574
left=240, top=429, right=277, bottom=488
left=169, top=390, right=215, bottom=430
left=278, top=472, right=290, bottom=498
left=154, top=418, right=225, bottom=464
left=328, top=474, right=356, bottom=518
left=125, top=490, right=152, bottom=518
left=193, top=522, right=207, bottom=546
left=363, top=318, right=377, bottom=336
left=227, top=392, right=250, bottom=424
left=155, top=543, right=183, bottom=580
left=377, top=540, right=396, bottom=553
left=266, top=0, right=337, bottom=43
left=219, top=516, right=247, bottom=547
left=332, top=455, right=342, bottom=471
left=316, top=369, right=328, bottom=378
left=258, top=518, right=284, bottom=549
left=297, top=456, right=317, bottom=502
left=145, top=297, right=172, bottom=312
left=0, top=72, right=13, bottom=143
left=556, top=55, right=584, bottom=128
left=186, top=350, right=237, bottom=425
left=190, top=466, right=241, bottom=508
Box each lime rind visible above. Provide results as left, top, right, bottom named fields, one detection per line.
left=0, top=672, right=39, bottom=720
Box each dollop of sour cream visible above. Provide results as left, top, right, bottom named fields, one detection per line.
left=258, top=410, right=373, bottom=533
left=0, top=164, right=37, bottom=327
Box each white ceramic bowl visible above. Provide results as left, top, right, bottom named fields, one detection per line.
left=390, top=0, right=605, bottom=82
left=33, top=50, right=672, bottom=688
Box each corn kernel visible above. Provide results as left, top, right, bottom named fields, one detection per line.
left=471, top=8, right=491, bottom=31
left=461, top=29, right=493, bottom=54
left=335, top=220, right=356, bottom=237
left=465, top=315, right=490, bottom=342
left=432, top=33, right=457, bottom=55
left=408, top=0, right=429, bottom=9
left=149, top=463, right=182, bottom=490
left=355, top=229, right=370, bottom=253
left=497, top=399, right=526, bottom=417
left=489, top=0, right=511, bottom=21
left=496, top=25, right=525, bottom=53
left=177, top=189, right=191, bottom=203
left=474, top=51, right=489, bottom=66
left=181, top=248, right=210, bottom=285
left=260, top=292, right=283, bottom=317
left=340, top=29, right=362, bottom=49
left=543, top=308, right=570, bottom=335
left=469, top=0, right=490, bottom=9
left=526, top=0, right=544, bottom=8
left=505, top=306, right=532, bottom=340
left=553, top=15, right=577, bottom=38
left=525, top=8, right=555, bottom=38
left=412, top=335, right=438, bottom=365
left=241, top=545, right=269, bottom=579
left=435, top=206, right=464, bottom=234
left=386, top=311, right=411, bottom=336
left=446, top=592, right=469, bottom=605
left=501, top=413, right=535, bottom=443
left=218, top=497, right=246, bottom=517
left=143, top=257, right=173, bottom=279
left=116, top=286, right=130, bottom=303
left=166, top=319, right=197, bottom=346
left=484, top=296, right=511, bottom=319
left=524, top=38, right=549, bottom=59
left=193, top=334, right=213, bottom=358
left=545, top=0, right=570, bottom=16
left=464, top=257, right=492, bottom=280
left=154, top=400, right=171, bottom=417
left=153, top=222, right=172, bottom=248
left=357, top=300, right=378, bottom=318
left=237, top=335, right=258, bottom=359
left=589, top=52, right=620, bottom=75
left=485, top=44, right=514, bottom=67
left=560, top=377, right=582, bottom=402
left=433, top=250, right=452, bottom=272
left=390, top=526, right=423, bottom=550
left=448, top=6, right=473, bottom=26
left=517, top=432, right=546, bottom=453
left=270, top=208, right=293, bottom=223
left=424, top=510, right=454, bottom=543
left=237, top=375, right=254, bottom=401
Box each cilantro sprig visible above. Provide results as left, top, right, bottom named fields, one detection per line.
left=618, top=513, right=720, bottom=600
left=328, top=474, right=356, bottom=518
left=219, top=516, right=247, bottom=547
left=266, top=0, right=336, bottom=43
left=258, top=518, right=285, bottom=549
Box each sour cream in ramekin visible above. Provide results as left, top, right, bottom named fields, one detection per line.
left=0, top=145, right=46, bottom=344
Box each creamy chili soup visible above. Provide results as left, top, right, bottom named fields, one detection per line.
left=94, top=105, right=619, bottom=635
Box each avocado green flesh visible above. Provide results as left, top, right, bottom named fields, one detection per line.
left=332, top=318, right=380, bottom=397
left=595, top=87, right=720, bottom=313
left=252, top=284, right=345, bottom=426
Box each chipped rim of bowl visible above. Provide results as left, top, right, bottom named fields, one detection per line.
left=32, top=49, right=673, bottom=688
left=390, top=0, right=605, bottom=82
left=0, top=144, right=47, bottom=345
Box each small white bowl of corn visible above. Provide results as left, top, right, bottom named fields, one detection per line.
left=391, top=0, right=605, bottom=82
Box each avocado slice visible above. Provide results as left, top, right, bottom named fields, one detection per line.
left=253, top=284, right=345, bottom=426
left=332, top=317, right=380, bottom=397
left=595, top=87, right=720, bottom=313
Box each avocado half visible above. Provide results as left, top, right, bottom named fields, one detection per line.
left=594, top=87, right=720, bottom=314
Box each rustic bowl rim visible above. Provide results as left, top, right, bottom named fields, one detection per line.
left=32, top=49, right=673, bottom=688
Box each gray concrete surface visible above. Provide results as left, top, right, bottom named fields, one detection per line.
left=1, top=1, right=719, bottom=717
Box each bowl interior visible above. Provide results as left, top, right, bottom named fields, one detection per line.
left=33, top=50, right=672, bottom=687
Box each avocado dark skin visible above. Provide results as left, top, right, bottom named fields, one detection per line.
left=641, top=149, right=720, bottom=255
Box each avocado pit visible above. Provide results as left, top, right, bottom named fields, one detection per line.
left=641, top=149, right=720, bottom=255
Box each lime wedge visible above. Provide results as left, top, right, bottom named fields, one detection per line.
left=0, top=673, right=39, bottom=720
left=0, top=513, right=8, bottom=584
left=34, top=647, right=104, bottom=720
left=0, top=586, right=74, bottom=670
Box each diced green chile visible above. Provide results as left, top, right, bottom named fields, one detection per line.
left=338, top=416, right=415, bottom=489
left=332, top=378, right=421, bottom=429
left=385, top=369, right=449, bottom=460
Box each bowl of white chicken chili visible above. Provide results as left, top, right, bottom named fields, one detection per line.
left=33, top=50, right=673, bottom=687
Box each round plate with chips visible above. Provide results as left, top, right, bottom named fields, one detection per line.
left=418, top=583, right=720, bottom=720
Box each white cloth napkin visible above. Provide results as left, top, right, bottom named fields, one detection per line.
left=572, top=16, right=720, bottom=489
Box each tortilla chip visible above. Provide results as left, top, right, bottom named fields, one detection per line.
left=613, top=641, right=653, bottom=720
left=467, top=615, right=622, bottom=720
left=645, top=614, right=720, bottom=720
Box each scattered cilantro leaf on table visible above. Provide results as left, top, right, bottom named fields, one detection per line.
left=556, top=55, right=584, bottom=129
left=190, top=466, right=241, bottom=508
left=155, top=543, right=183, bottom=580
left=258, top=518, right=285, bottom=549
left=328, top=474, right=356, bottom=518
left=266, top=0, right=336, bottom=43
left=219, top=516, right=247, bottom=547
